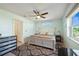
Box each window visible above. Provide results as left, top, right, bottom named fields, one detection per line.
left=67, top=12, right=79, bottom=40
left=72, top=12, right=79, bottom=39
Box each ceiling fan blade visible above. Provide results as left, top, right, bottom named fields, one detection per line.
left=33, top=10, right=37, bottom=14
left=41, top=12, right=48, bottom=15
left=37, top=11, right=39, bottom=14
left=33, top=10, right=40, bottom=16
left=40, top=15, right=45, bottom=18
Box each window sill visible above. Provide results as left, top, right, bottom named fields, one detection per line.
left=68, top=37, right=79, bottom=45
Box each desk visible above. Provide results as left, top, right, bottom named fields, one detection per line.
left=70, top=49, right=79, bottom=56
left=58, top=48, right=68, bottom=56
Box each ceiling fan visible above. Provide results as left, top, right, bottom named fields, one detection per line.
left=33, top=9, right=48, bottom=19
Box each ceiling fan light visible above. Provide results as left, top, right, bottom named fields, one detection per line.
left=37, top=16, right=40, bottom=18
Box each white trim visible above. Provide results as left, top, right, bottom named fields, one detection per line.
left=69, top=37, right=79, bottom=45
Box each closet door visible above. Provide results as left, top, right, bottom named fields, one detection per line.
left=13, top=19, right=23, bottom=46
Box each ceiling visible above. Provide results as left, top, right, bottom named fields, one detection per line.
left=0, top=3, right=72, bottom=20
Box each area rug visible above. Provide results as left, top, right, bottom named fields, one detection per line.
left=11, top=43, right=57, bottom=56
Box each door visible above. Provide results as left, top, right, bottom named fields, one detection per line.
left=13, top=19, right=23, bottom=47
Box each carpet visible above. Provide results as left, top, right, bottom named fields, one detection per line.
left=11, top=43, right=57, bottom=56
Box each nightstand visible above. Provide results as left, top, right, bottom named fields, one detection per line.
left=55, top=35, right=62, bottom=42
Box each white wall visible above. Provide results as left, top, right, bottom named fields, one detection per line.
left=0, top=9, right=14, bottom=36
left=23, top=20, right=36, bottom=38
left=35, top=19, right=62, bottom=35
left=0, top=9, right=36, bottom=39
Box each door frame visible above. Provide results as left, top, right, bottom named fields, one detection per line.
left=13, top=18, right=23, bottom=47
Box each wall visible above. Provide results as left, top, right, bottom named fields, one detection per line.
left=23, top=20, right=36, bottom=38
left=0, top=9, right=36, bottom=39
left=0, top=9, right=14, bottom=36
left=35, top=19, right=62, bottom=36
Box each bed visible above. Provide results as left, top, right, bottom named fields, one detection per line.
left=25, top=34, right=56, bottom=51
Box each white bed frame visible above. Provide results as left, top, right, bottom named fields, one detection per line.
left=28, top=35, right=56, bottom=51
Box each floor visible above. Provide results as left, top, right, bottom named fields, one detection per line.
left=11, top=43, right=58, bottom=56
left=4, top=52, right=16, bottom=56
